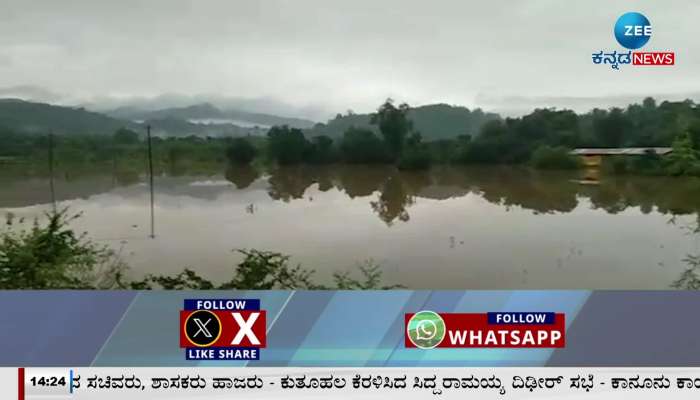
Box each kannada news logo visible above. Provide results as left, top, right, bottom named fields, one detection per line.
left=405, top=312, right=565, bottom=349
left=592, top=12, right=675, bottom=70
left=179, top=299, right=266, bottom=361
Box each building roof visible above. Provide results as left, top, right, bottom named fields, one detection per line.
left=570, top=147, right=673, bottom=156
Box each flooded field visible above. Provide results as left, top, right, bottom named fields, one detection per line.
left=1, top=165, right=699, bottom=289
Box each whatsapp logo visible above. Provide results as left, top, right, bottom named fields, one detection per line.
left=406, top=311, right=446, bottom=349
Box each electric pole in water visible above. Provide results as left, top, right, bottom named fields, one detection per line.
left=147, top=125, right=155, bottom=238
left=48, top=131, right=57, bottom=214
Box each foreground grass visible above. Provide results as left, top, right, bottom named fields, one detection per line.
left=4, top=208, right=699, bottom=290
left=0, top=209, right=401, bottom=290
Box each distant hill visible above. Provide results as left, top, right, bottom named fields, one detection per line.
left=0, top=99, right=501, bottom=140
left=0, top=99, right=132, bottom=135
left=306, top=104, right=500, bottom=140
left=145, top=117, right=268, bottom=137
left=0, top=99, right=269, bottom=137
left=106, top=102, right=316, bottom=129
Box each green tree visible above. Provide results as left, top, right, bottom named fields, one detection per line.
left=457, top=120, right=511, bottom=163
left=371, top=99, right=412, bottom=160
left=267, top=125, right=310, bottom=165
left=665, top=131, right=700, bottom=176
left=225, top=137, right=258, bottom=165
left=687, top=119, right=700, bottom=150
left=593, top=108, right=631, bottom=147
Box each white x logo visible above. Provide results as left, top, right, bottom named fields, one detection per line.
left=192, top=318, right=213, bottom=338
left=231, top=312, right=260, bottom=345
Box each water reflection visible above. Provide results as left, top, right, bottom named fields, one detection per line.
left=259, top=165, right=700, bottom=221
left=4, top=165, right=700, bottom=219
left=225, top=165, right=260, bottom=189
left=2, top=165, right=699, bottom=289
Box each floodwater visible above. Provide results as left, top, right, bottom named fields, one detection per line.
left=1, top=165, right=699, bottom=289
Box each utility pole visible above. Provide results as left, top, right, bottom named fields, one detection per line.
left=48, top=131, right=57, bottom=214
left=147, top=125, right=155, bottom=238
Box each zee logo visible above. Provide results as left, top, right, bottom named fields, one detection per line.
left=614, top=12, right=651, bottom=49
left=180, top=299, right=266, bottom=360
left=624, top=25, right=651, bottom=37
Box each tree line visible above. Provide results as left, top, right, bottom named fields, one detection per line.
left=229, top=97, right=700, bottom=175
left=2, top=97, right=700, bottom=176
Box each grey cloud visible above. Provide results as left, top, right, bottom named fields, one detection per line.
left=0, top=0, right=698, bottom=120
left=0, top=85, right=62, bottom=102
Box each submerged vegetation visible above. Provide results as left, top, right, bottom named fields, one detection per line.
left=671, top=219, right=700, bottom=290
left=2, top=208, right=699, bottom=290
left=3, top=97, right=700, bottom=176
left=672, top=254, right=700, bottom=290
left=0, top=210, right=400, bottom=290
left=125, top=252, right=397, bottom=290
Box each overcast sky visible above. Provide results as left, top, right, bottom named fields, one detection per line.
left=0, top=0, right=698, bottom=120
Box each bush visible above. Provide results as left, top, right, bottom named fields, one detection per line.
left=0, top=210, right=126, bottom=289
left=127, top=250, right=402, bottom=290
left=665, top=131, right=700, bottom=176
left=530, top=145, right=580, bottom=170
left=672, top=254, right=700, bottom=290
left=1, top=210, right=400, bottom=290
left=225, top=137, right=258, bottom=165
left=127, top=249, right=319, bottom=290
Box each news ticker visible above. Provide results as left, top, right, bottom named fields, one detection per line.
left=4, top=367, right=700, bottom=399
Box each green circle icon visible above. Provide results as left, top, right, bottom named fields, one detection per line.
left=406, top=310, right=445, bottom=349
